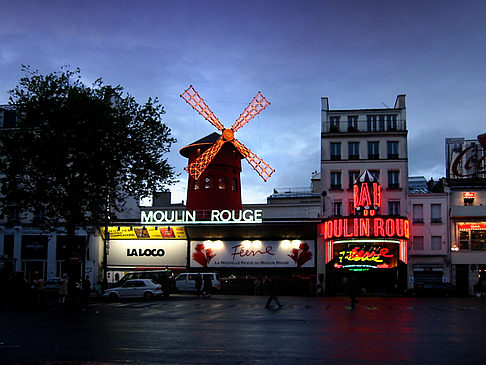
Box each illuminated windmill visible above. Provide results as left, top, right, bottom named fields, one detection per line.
left=180, top=85, right=275, bottom=212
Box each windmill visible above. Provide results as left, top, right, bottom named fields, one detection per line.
left=180, top=85, right=275, bottom=182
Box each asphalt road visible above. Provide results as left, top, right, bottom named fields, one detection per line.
left=1, top=294, right=486, bottom=364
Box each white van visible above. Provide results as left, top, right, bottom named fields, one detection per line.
left=175, top=273, right=220, bottom=292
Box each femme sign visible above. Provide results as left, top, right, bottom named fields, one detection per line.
left=320, top=217, right=410, bottom=240
left=141, top=209, right=263, bottom=224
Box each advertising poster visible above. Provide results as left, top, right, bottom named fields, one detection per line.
left=100, top=226, right=187, bottom=240
left=190, top=240, right=315, bottom=268
left=107, top=239, right=187, bottom=267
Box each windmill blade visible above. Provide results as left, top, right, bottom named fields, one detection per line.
left=231, top=92, right=270, bottom=133
left=185, top=136, right=226, bottom=181
left=181, top=85, right=225, bottom=131
left=232, top=138, right=275, bottom=182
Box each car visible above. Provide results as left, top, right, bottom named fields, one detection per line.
left=103, top=279, right=163, bottom=300
left=175, top=273, right=220, bottom=292
left=408, top=282, right=457, bottom=297
left=112, top=270, right=176, bottom=297
left=43, top=278, right=60, bottom=294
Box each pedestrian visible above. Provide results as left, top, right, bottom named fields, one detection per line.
left=265, top=276, right=283, bottom=309
left=342, top=275, right=359, bottom=310
left=254, top=276, right=263, bottom=296
left=202, top=274, right=212, bottom=298
left=474, top=278, right=483, bottom=298
left=58, top=273, right=69, bottom=309
left=30, top=271, right=45, bottom=311
left=195, top=273, right=203, bottom=298
left=82, top=275, right=91, bottom=308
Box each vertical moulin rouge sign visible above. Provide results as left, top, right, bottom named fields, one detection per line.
left=446, top=134, right=486, bottom=179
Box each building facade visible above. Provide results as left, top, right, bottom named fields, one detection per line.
left=318, top=95, right=409, bottom=294
left=446, top=137, right=486, bottom=295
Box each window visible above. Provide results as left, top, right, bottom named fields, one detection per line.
left=349, top=170, right=360, bottom=189
left=347, top=116, right=358, bottom=131
left=330, top=172, right=342, bottom=190
left=204, top=176, right=213, bottom=189
left=471, top=230, right=486, bottom=251
left=413, top=236, right=424, bottom=250
left=368, top=141, right=379, bottom=159
left=386, top=114, right=397, bottom=130
left=332, top=201, right=342, bottom=217
left=330, top=116, right=340, bottom=132
left=460, top=230, right=469, bottom=250
left=330, top=142, right=341, bottom=160
left=431, top=204, right=442, bottom=223
left=388, top=201, right=400, bottom=216
left=348, top=142, right=359, bottom=160
left=218, top=176, right=227, bottom=190
left=378, top=115, right=385, bottom=131
left=367, top=115, right=377, bottom=131
left=388, top=171, right=400, bottom=188
left=231, top=178, right=238, bottom=191
left=431, top=236, right=442, bottom=250
left=370, top=170, right=380, bottom=182
left=413, top=204, right=424, bottom=223
left=387, top=141, right=399, bottom=159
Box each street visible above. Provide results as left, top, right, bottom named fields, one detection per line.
left=1, top=295, right=486, bottom=364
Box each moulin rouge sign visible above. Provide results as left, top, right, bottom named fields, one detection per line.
left=321, top=170, right=410, bottom=240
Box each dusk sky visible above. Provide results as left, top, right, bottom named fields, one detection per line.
left=2, top=0, right=486, bottom=204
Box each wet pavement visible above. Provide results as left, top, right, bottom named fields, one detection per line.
left=1, top=294, right=486, bottom=364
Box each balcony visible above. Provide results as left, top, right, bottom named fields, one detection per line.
left=323, top=119, right=407, bottom=133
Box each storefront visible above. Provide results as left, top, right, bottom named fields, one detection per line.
left=319, top=173, right=409, bottom=294
left=100, top=225, right=188, bottom=283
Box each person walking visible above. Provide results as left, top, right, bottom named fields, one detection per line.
left=265, top=276, right=283, bottom=309
left=202, top=274, right=212, bottom=298
left=342, top=275, right=359, bottom=310
left=81, top=275, right=91, bottom=309
left=195, top=273, right=203, bottom=298
left=58, top=273, right=69, bottom=310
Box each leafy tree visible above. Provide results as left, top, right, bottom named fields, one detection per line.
left=0, top=66, right=176, bottom=277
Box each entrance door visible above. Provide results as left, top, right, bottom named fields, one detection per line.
left=456, top=264, right=469, bottom=297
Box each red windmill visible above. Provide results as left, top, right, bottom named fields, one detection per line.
left=180, top=85, right=274, bottom=212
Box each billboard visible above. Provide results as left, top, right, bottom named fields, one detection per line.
left=190, top=240, right=315, bottom=268
left=329, top=240, right=399, bottom=271
left=107, top=239, right=187, bottom=267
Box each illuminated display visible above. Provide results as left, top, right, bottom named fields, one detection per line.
left=330, top=240, right=398, bottom=271
left=100, top=226, right=187, bottom=240
left=180, top=85, right=275, bottom=181
left=141, top=209, right=263, bottom=224
left=320, top=217, right=410, bottom=240
left=463, top=192, right=475, bottom=199
left=458, top=223, right=486, bottom=230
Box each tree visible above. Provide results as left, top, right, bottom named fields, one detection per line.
left=0, top=66, right=176, bottom=279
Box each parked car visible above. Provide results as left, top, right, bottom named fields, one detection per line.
left=112, top=270, right=176, bottom=297
left=408, top=282, right=457, bottom=297
left=103, top=279, right=163, bottom=300
left=175, top=273, right=220, bottom=292
left=43, top=278, right=60, bottom=294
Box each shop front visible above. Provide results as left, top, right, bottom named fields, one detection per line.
left=185, top=221, right=318, bottom=295
left=101, top=225, right=188, bottom=283
left=320, top=173, right=409, bottom=295
left=321, top=217, right=409, bottom=294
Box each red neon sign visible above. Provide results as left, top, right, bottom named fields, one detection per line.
left=458, top=223, right=486, bottom=230
left=320, top=217, right=410, bottom=240
left=463, top=192, right=475, bottom=199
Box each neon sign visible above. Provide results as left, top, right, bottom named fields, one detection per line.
left=463, top=192, right=475, bottom=199
left=141, top=209, right=263, bottom=224
left=320, top=217, right=410, bottom=240
left=331, top=241, right=398, bottom=270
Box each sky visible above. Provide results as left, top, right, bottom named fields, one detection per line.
left=1, top=0, right=486, bottom=204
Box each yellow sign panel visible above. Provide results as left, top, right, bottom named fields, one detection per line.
left=100, top=226, right=187, bottom=240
